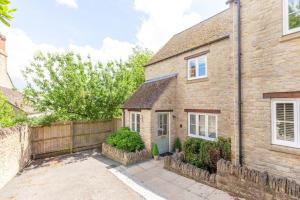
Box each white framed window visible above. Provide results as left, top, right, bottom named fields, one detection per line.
left=130, top=112, right=141, bottom=133
left=157, top=113, right=169, bottom=136
left=187, top=55, right=207, bottom=80
left=283, top=0, right=300, bottom=35
left=272, top=100, right=300, bottom=148
left=188, top=113, right=218, bottom=141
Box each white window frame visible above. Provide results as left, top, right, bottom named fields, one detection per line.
left=187, top=55, right=208, bottom=80
left=272, top=100, right=300, bottom=148
left=188, top=112, right=218, bottom=141
left=283, top=0, right=300, bottom=35
left=130, top=112, right=141, bottom=132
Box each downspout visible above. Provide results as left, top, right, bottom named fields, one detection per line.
left=236, top=0, right=243, bottom=166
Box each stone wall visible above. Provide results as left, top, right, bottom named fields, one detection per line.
left=0, top=126, right=31, bottom=189
left=217, top=159, right=300, bottom=200
left=164, top=155, right=300, bottom=200
left=102, top=143, right=151, bottom=166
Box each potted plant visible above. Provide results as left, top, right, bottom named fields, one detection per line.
left=174, top=137, right=182, bottom=153
left=152, top=144, right=159, bottom=160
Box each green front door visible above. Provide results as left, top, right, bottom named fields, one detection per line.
left=156, top=113, right=170, bottom=154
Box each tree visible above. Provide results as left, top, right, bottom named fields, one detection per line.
left=23, top=49, right=152, bottom=122
left=0, top=0, right=16, bottom=27
left=0, top=90, right=14, bottom=127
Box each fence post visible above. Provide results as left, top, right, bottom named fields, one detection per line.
left=70, top=122, right=74, bottom=153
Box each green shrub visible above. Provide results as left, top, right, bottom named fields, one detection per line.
left=183, top=137, right=231, bottom=173
left=152, top=144, right=159, bottom=156
left=106, top=127, right=145, bottom=152
left=174, top=137, right=182, bottom=152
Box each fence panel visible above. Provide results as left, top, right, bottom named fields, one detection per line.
left=31, top=118, right=121, bottom=159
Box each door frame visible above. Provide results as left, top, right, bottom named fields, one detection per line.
left=156, top=112, right=171, bottom=152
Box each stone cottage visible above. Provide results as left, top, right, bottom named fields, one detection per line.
left=122, top=0, right=300, bottom=182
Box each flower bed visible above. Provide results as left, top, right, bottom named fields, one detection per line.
left=102, top=143, right=151, bottom=166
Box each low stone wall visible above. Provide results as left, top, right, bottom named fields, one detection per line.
left=163, top=155, right=216, bottom=187
left=0, top=126, right=31, bottom=189
left=217, top=159, right=300, bottom=200
left=163, top=155, right=300, bottom=200
left=102, top=143, right=151, bottom=166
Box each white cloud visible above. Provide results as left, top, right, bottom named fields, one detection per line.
left=0, top=27, right=133, bottom=89
left=134, top=0, right=202, bottom=51
left=56, top=0, right=78, bottom=9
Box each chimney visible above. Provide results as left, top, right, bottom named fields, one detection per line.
left=0, top=33, right=14, bottom=89
left=0, top=34, right=6, bottom=56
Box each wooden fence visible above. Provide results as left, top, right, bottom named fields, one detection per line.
left=30, top=119, right=122, bottom=159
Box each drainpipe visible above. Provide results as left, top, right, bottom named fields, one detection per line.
left=236, top=0, right=243, bottom=166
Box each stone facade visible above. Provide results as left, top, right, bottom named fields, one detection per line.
left=240, top=0, right=300, bottom=181
left=0, top=126, right=31, bottom=189
left=102, top=143, right=151, bottom=166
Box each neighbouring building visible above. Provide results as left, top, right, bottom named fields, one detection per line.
left=0, top=34, right=36, bottom=117
left=122, top=0, right=300, bottom=182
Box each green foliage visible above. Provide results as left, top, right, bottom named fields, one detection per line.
left=106, top=127, right=145, bottom=152
left=152, top=143, right=159, bottom=156
left=288, top=3, right=300, bottom=29
left=0, top=0, right=16, bottom=26
left=23, top=50, right=152, bottom=124
left=183, top=137, right=231, bottom=173
left=174, top=137, right=182, bottom=151
left=0, top=91, right=14, bottom=127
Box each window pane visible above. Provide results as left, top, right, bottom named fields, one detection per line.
left=276, top=103, right=295, bottom=142
left=198, top=59, right=206, bottom=77
left=136, top=114, right=140, bottom=133
left=208, top=115, right=217, bottom=139
left=288, top=0, right=300, bottom=29
left=131, top=113, right=135, bottom=131
left=189, top=60, right=196, bottom=78
left=199, top=115, right=205, bottom=136
left=189, top=114, right=196, bottom=135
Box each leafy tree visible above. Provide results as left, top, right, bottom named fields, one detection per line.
left=0, top=90, right=14, bottom=127
left=23, top=49, right=152, bottom=123
left=0, top=0, right=16, bottom=27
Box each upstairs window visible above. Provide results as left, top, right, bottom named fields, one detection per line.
left=272, top=100, right=300, bottom=148
left=187, top=55, right=207, bottom=80
left=283, top=0, right=300, bottom=34
left=188, top=113, right=217, bottom=141
left=130, top=112, right=141, bottom=133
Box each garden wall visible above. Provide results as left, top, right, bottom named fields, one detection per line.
left=0, top=126, right=31, bottom=189
left=164, top=156, right=300, bottom=200
left=102, top=143, right=151, bottom=166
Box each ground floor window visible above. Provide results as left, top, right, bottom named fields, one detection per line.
left=272, top=100, right=300, bottom=148
left=188, top=113, right=217, bottom=141
left=130, top=112, right=140, bottom=133
left=157, top=113, right=169, bottom=136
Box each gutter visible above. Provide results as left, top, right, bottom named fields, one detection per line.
left=236, top=0, right=243, bottom=166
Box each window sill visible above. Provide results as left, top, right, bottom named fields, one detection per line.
left=186, top=77, right=209, bottom=84
left=188, top=134, right=216, bottom=141
left=280, top=31, right=300, bottom=43
left=269, top=144, right=300, bottom=156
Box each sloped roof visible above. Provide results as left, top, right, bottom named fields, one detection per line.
left=146, top=8, right=232, bottom=66
left=0, top=86, right=35, bottom=114
left=122, top=74, right=177, bottom=109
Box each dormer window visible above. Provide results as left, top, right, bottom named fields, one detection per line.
left=283, top=0, right=300, bottom=35
left=187, top=55, right=207, bottom=80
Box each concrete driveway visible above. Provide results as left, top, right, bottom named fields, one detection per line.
left=0, top=150, right=143, bottom=200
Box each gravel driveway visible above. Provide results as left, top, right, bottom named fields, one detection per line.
left=0, top=150, right=143, bottom=200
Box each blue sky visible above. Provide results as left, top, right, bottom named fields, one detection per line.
left=1, top=0, right=228, bottom=89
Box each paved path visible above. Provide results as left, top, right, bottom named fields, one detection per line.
left=112, top=159, right=243, bottom=200
left=0, top=150, right=143, bottom=200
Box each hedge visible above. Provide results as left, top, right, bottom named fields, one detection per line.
left=183, top=137, right=231, bottom=173
left=106, top=127, right=145, bottom=152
